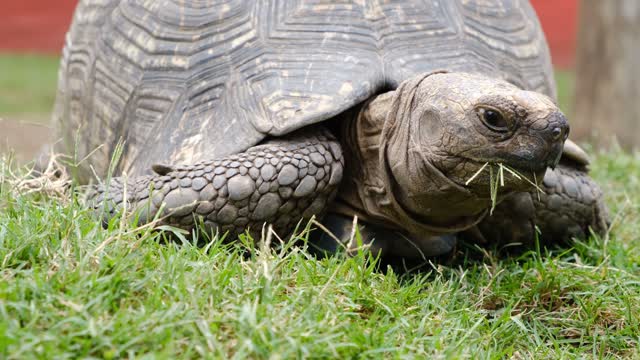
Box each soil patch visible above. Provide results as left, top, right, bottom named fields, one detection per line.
left=0, top=116, right=52, bottom=163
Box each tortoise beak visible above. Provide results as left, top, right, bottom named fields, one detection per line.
left=546, top=144, right=564, bottom=170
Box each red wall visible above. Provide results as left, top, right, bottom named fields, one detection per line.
left=0, top=1, right=77, bottom=53
left=0, top=0, right=578, bottom=68
left=530, top=0, right=579, bottom=68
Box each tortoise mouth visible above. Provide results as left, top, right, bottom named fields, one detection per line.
left=453, top=137, right=564, bottom=183
left=454, top=156, right=547, bottom=193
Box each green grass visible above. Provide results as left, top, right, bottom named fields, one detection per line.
left=555, top=70, right=575, bottom=115
left=0, top=54, right=59, bottom=119
left=1, top=149, right=639, bottom=358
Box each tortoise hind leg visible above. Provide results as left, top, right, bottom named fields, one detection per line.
left=471, top=163, right=609, bottom=250
left=88, top=127, right=344, bottom=239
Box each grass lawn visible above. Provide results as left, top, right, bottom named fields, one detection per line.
left=1, top=55, right=639, bottom=358
left=554, top=70, right=574, bottom=116
left=0, top=54, right=59, bottom=120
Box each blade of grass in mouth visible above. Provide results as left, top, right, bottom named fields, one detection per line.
left=466, top=162, right=545, bottom=215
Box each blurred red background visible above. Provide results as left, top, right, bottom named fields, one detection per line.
left=0, top=0, right=579, bottom=68
left=0, top=1, right=77, bottom=54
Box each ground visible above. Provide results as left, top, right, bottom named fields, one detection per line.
left=0, top=53, right=639, bottom=358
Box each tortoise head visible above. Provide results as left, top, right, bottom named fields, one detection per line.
left=381, top=72, right=568, bottom=219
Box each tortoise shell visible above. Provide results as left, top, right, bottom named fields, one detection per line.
left=52, top=0, right=554, bottom=181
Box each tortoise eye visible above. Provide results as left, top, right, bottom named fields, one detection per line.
left=477, top=107, right=511, bottom=132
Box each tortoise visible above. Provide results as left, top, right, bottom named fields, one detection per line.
left=50, top=0, right=608, bottom=257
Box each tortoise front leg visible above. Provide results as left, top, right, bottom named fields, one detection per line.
left=88, top=128, right=344, bottom=239
left=471, top=163, right=609, bottom=249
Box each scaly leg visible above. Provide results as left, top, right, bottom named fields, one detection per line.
left=88, top=128, right=344, bottom=239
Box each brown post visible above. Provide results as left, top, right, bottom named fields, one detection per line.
left=573, top=0, right=640, bottom=149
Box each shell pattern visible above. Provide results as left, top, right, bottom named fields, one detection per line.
left=52, top=0, right=554, bottom=182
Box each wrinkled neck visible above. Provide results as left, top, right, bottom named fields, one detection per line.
left=333, top=95, right=389, bottom=226
left=334, top=93, right=487, bottom=236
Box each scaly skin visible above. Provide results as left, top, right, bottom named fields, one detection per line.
left=89, top=128, right=344, bottom=239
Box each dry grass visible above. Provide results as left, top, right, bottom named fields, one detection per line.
left=6, top=152, right=71, bottom=200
